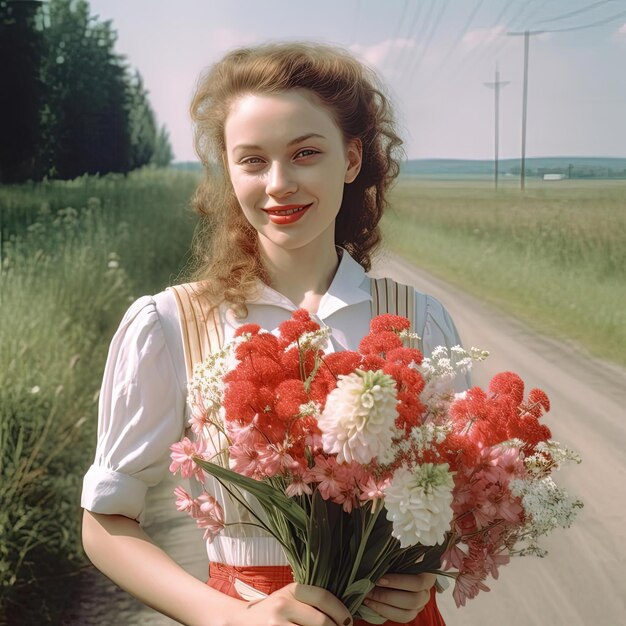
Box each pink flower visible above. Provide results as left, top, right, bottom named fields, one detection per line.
left=285, top=466, right=314, bottom=497
left=229, top=443, right=263, bottom=478
left=227, top=414, right=265, bottom=447
left=169, top=437, right=206, bottom=482
left=189, top=390, right=211, bottom=435
left=484, top=549, right=510, bottom=580
left=453, top=569, right=490, bottom=607
left=174, top=486, right=200, bottom=517
left=441, top=543, right=467, bottom=571
left=309, top=456, right=343, bottom=500
left=195, top=493, right=225, bottom=543
left=331, top=462, right=365, bottom=514
left=257, top=443, right=299, bottom=478
left=358, top=475, right=389, bottom=503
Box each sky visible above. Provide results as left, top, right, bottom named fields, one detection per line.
left=87, top=0, right=626, bottom=162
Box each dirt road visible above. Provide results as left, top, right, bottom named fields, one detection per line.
left=374, top=251, right=626, bottom=626
left=68, top=253, right=625, bottom=625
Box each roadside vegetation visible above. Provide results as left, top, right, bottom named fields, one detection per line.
left=384, top=177, right=626, bottom=367
left=0, top=169, right=198, bottom=623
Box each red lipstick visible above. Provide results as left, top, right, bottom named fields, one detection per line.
left=262, top=203, right=312, bottom=225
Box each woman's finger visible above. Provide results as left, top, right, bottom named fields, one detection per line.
left=365, top=587, right=426, bottom=611
left=362, top=590, right=431, bottom=623
left=290, top=583, right=353, bottom=626
left=377, top=572, right=437, bottom=592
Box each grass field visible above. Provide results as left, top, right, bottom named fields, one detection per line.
left=0, top=168, right=199, bottom=623
left=383, top=177, right=626, bottom=366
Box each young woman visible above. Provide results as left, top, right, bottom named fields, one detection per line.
left=81, top=42, right=466, bottom=626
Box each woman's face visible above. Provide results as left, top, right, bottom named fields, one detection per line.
left=223, top=89, right=362, bottom=257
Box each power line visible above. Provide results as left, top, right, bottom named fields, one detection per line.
left=394, top=0, right=434, bottom=79
left=384, top=0, right=412, bottom=73
left=532, top=0, right=618, bottom=25
left=538, top=7, right=626, bottom=32
left=404, top=0, right=450, bottom=79
left=438, top=0, right=486, bottom=71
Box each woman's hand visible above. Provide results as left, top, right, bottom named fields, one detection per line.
left=229, top=582, right=353, bottom=626
left=361, top=572, right=437, bottom=624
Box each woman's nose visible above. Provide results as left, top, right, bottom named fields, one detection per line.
left=265, top=161, right=297, bottom=197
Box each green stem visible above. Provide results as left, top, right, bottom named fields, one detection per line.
left=346, top=503, right=381, bottom=589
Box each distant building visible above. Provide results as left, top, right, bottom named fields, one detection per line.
left=543, top=173, right=565, bottom=181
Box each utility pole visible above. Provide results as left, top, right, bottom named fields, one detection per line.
left=484, top=63, right=509, bottom=189
left=507, top=29, right=544, bottom=191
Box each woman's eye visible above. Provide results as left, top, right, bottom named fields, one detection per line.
left=295, top=149, right=319, bottom=159
left=241, top=157, right=264, bottom=165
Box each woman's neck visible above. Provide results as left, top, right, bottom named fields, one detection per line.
left=259, top=237, right=340, bottom=312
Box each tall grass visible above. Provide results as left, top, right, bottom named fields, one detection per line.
left=0, top=169, right=199, bottom=623
left=384, top=178, right=626, bottom=366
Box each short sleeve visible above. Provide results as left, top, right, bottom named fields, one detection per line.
left=81, top=296, right=186, bottom=524
left=419, top=293, right=471, bottom=393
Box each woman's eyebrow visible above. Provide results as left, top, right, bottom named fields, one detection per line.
left=233, top=133, right=326, bottom=152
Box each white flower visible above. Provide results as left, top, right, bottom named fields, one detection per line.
left=318, top=369, right=398, bottom=464
left=384, top=463, right=454, bottom=547
left=509, top=477, right=583, bottom=536
left=285, top=327, right=331, bottom=353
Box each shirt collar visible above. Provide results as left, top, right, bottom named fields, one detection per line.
left=249, top=247, right=372, bottom=319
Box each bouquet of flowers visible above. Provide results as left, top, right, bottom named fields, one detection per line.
left=170, top=311, right=582, bottom=621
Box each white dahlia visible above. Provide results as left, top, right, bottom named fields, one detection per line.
left=384, top=463, right=454, bottom=547
left=318, top=369, right=398, bottom=465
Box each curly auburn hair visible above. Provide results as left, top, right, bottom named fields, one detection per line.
left=188, top=41, right=404, bottom=317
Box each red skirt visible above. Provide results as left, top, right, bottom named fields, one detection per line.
left=207, top=562, right=446, bottom=626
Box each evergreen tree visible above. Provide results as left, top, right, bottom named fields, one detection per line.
left=40, top=0, right=131, bottom=178
left=0, top=0, right=45, bottom=182
left=151, top=124, right=174, bottom=167
left=127, top=69, right=157, bottom=169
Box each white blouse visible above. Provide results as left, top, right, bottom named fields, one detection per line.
left=81, top=250, right=468, bottom=566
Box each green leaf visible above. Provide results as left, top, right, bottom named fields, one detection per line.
left=194, top=457, right=308, bottom=530
left=307, top=490, right=332, bottom=586
left=343, top=578, right=375, bottom=597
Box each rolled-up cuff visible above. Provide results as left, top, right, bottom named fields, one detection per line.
left=81, top=465, right=148, bottom=524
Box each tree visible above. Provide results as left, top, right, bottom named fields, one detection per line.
left=151, top=124, right=174, bottom=167
left=39, top=0, right=131, bottom=179
left=0, top=0, right=45, bottom=182
left=127, top=69, right=157, bottom=169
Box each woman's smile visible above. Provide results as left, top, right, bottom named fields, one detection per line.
left=263, top=203, right=313, bottom=224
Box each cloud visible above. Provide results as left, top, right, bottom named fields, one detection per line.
left=462, top=25, right=506, bottom=51
left=350, top=38, right=416, bottom=69
left=618, top=23, right=626, bottom=35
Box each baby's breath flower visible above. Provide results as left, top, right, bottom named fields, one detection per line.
left=285, top=327, right=331, bottom=353
left=510, top=476, right=584, bottom=539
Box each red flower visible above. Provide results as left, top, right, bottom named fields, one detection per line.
left=525, top=388, right=551, bottom=418
left=275, top=379, right=309, bottom=421
left=277, top=309, right=320, bottom=345
left=359, top=331, right=403, bottom=356
left=369, top=314, right=411, bottom=334
left=234, top=323, right=262, bottom=337
left=488, top=372, right=525, bottom=405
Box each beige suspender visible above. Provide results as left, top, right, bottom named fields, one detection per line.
left=169, top=278, right=417, bottom=383
left=370, top=276, right=416, bottom=324
left=167, top=283, right=224, bottom=381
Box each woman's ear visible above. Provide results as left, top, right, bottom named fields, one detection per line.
left=344, top=138, right=363, bottom=184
